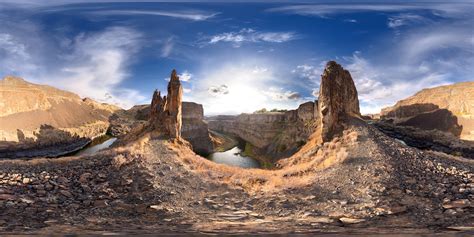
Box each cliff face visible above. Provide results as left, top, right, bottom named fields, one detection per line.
left=318, top=61, right=360, bottom=142
left=0, top=76, right=117, bottom=158
left=149, top=70, right=183, bottom=139
left=181, top=102, right=213, bottom=155
left=381, top=81, right=474, bottom=140
left=208, top=101, right=318, bottom=158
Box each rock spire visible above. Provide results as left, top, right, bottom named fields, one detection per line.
left=149, top=69, right=183, bottom=139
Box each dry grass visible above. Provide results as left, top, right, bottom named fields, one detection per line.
left=170, top=128, right=360, bottom=193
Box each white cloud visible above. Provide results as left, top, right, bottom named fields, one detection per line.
left=178, top=70, right=192, bottom=82
left=400, top=24, right=473, bottom=62
left=0, top=33, right=29, bottom=59
left=344, top=52, right=458, bottom=114
left=185, top=63, right=305, bottom=115
left=388, top=13, right=427, bottom=28
left=344, top=19, right=358, bottom=23
left=266, top=3, right=472, bottom=18
left=252, top=66, right=268, bottom=74
left=206, top=28, right=297, bottom=47
left=208, top=84, right=229, bottom=96
left=92, top=9, right=218, bottom=21
left=0, top=20, right=147, bottom=109
left=161, top=37, right=174, bottom=57
left=292, top=64, right=321, bottom=81
left=50, top=27, right=145, bottom=108
left=263, top=88, right=301, bottom=101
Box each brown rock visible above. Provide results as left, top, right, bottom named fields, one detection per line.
left=149, top=69, right=183, bottom=139
left=79, top=173, right=92, bottom=184
left=0, top=194, right=16, bottom=201
left=443, top=199, right=470, bottom=209
left=59, top=190, right=73, bottom=198
left=318, top=61, right=360, bottom=142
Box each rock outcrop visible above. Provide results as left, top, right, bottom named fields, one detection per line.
left=114, top=101, right=214, bottom=155
left=149, top=70, right=183, bottom=139
left=381, top=81, right=474, bottom=140
left=0, top=76, right=118, bottom=158
left=317, top=61, right=360, bottom=142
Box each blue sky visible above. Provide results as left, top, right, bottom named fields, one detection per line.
left=0, top=1, right=472, bottom=115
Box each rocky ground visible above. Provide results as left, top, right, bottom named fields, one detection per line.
left=0, top=119, right=473, bottom=235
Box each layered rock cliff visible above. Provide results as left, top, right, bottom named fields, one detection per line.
left=149, top=70, right=183, bottom=139
left=0, top=76, right=118, bottom=158
left=381, top=81, right=474, bottom=140
left=318, top=61, right=360, bottom=142
left=208, top=101, right=318, bottom=159
left=181, top=102, right=213, bottom=155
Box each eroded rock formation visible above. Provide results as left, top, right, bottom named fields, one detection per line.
left=149, top=70, right=183, bottom=139
left=318, top=61, right=360, bottom=142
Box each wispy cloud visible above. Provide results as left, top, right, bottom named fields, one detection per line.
left=0, top=17, right=146, bottom=108
left=266, top=3, right=472, bottom=18
left=205, top=28, right=298, bottom=47
left=263, top=88, right=301, bottom=101
left=160, top=37, right=174, bottom=57
left=52, top=27, right=145, bottom=108
left=93, top=9, right=218, bottom=21
left=388, top=13, right=428, bottom=28
left=292, top=64, right=322, bottom=81
left=178, top=70, right=193, bottom=82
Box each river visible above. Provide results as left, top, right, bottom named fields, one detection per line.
left=74, top=135, right=117, bottom=156
left=207, top=145, right=260, bottom=168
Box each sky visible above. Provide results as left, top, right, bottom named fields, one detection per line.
left=0, top=1, right=472, bottom=115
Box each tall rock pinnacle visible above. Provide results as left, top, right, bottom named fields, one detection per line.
left=149, top=69, right=183, bottom=139
left=318, top=61, right=360, bottom=142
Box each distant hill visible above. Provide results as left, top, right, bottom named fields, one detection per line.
left=0, top=76, right=121, bottom=157
left=381, top=81, right=474, bottom=140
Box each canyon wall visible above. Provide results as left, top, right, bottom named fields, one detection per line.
left=0, top=76, right=117, bottom=158
left=208, top=101, right=318, bottom=158
left=181, top=102, right=213, bottom=155
left=381, top=81, right=474, bottom=140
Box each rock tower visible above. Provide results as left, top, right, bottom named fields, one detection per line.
left=149, top=69, right=183, bottom=139
left=318, top=61, right=360, bottom=142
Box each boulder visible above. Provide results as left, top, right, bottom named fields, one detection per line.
left=149, top=70, right=183, bottom=139
left=317, top=61, right=360, bottom=142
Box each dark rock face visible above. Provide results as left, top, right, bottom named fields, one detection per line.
left=318, top=61, right=360, bottom=142
left=181, top=102, right=213, bottom=155
left=380, top=81, right=474, bottom=140
left=149, top=70, right=183, bottom=139
left=382, top=103, right=439, bottom=118
left=399, top=109, right=463, bottom=137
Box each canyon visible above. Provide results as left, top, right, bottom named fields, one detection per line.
left=0, top=64, right=472, bottom=235
left=0, top=76, right=118, bottom=158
